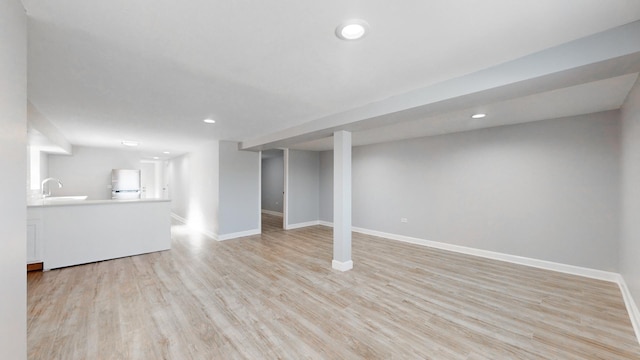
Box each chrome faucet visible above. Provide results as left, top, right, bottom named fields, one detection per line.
left=41, top=177, right=63, bottom=198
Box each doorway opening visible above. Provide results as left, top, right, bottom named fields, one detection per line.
left=261, top=149, right=284, bottom=232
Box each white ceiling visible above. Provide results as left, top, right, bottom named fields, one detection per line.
left=23, top=0, right=640, bottom=157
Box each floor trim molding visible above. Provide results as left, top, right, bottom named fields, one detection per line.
left=173, top=215, right=640, bottom=344
left=171, top=213, right=263, bottom=241
left=261, top=209, right=283, bottom=217
left=170, top=212, right=187, bottom=224
left=286, top=220, right=320, bottom=230
left=320, top=221, right=640, bottom=344
left=617, top=275, right=640, bottom=345
left=217, top=229, right=261, bottom=241
left=349, top=225, right=619, bottom=282
left=319, top=220, right=333, bottom=228
left=332, top=260, right=353, bottom=272
left=170, top=213, right=218, bottom=240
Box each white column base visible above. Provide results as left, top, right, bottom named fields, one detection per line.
left=332, top=260, right=353, bottom=272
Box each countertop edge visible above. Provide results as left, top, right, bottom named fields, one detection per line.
left=27, top=198, right=172, bottom=208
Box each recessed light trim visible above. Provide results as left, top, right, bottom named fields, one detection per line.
left=121, top=140, right=139, bottom=147
left=203, top=118, right=216, bottom=124
left=163, top=151, right=170, bottom=154
left=471, top=113, right=487, bottom=119
left=336, top=19, right=369, bottom=40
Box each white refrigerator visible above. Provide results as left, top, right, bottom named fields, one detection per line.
left=111, top=169, right=141, bottom=200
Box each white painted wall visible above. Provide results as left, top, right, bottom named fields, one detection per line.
left=27, top=101, right=72, bottom=154
left=219, top=141, right=260, bottom=236
left=40, top=150, right=48, bottom=187
left=0, top=0, right=27, bottom=357
left=140, top=160, right=163, bottom=199
left=319, top=151, right=333, bottom=223
left=261, top=150, right=284, bottom=213
left=621, top=77, right=640, bottom=310
left=48, top=146, right=143, bottom=200
left=320, top=112, right=620, bottom=271
left=166, top=141, right=259, bottom=239
left=27, top=147, right=39, bottom=190
left=286, top=150, right=320, bottom=226
left=27, top=147, right=52, bottom=199
left=166, top=140, right=219, bottom=237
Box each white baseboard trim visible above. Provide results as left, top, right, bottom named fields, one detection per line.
left=332, top=260, right=353, bottom=272
left=350, top=226, right=620, bottom=283
left=617, top=275, right=640, bottom=345
left=217, top=228, right=261, bottom=241
left=261, top=209, right=283, bottom=217
left=202, top=229, right=219, bottom=241
left=322, top=221, right=624, bottom=284
left=170, top=213, right=218, bottom=240
left=347, top=224, right=639, bottom=344
left=171, top=213, right=260, bottom=241
left=319, top=220, right=333, bottom=228
left=170, top=213, right=187, bottom=224
left=173, top=215, right=640, bottom=343
left=286, top=220, right=320, bottom=230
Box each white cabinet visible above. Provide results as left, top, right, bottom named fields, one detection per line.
left=28, top=199, right=171, bottom=270
left=27, top=218, right=43, bottom=263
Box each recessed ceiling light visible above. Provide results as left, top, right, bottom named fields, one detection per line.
left=203, top=118, right=216, bottom=124
left=336, top=19, right=369, bottom=40
left=471, top=113, right=487, bottom=119
left=121, top=140, right=139, bottom=147
left=163, top=151, right=170, bottom=154
left=153, top=156, right=159, bottom=160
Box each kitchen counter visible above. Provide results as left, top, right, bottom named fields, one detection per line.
left=28, top=198, right=170, bottom=207
left=27, top=198, right=172, bottom=270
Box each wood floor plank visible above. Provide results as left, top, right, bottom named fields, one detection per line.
left=27, top=214, right=640, bottom=359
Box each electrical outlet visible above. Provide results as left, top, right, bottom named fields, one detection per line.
left=400, top=218, right=408, bottom=223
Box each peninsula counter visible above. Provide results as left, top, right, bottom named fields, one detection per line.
left=27, top=198, right=171, bottom=270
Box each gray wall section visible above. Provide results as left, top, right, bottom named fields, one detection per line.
left=219, top=141, right=260, bottom=235
left=287, top=150, right=320, bottom=225
left=261, top=151, right=284, bottom=213
left=320, top=112, right=620, bottom=271
left=319, top=150, right=333, bottom=222
left=621, top=78, right=640, bottom=308
left=48, top=146, right=143, bottom=200
left=0, top=0, right=27, bottom=356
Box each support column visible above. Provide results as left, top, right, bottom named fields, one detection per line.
left=332, top=130, right=353, bottom=271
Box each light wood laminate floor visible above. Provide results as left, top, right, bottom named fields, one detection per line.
left=28, top=214, right=640, bottom=359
